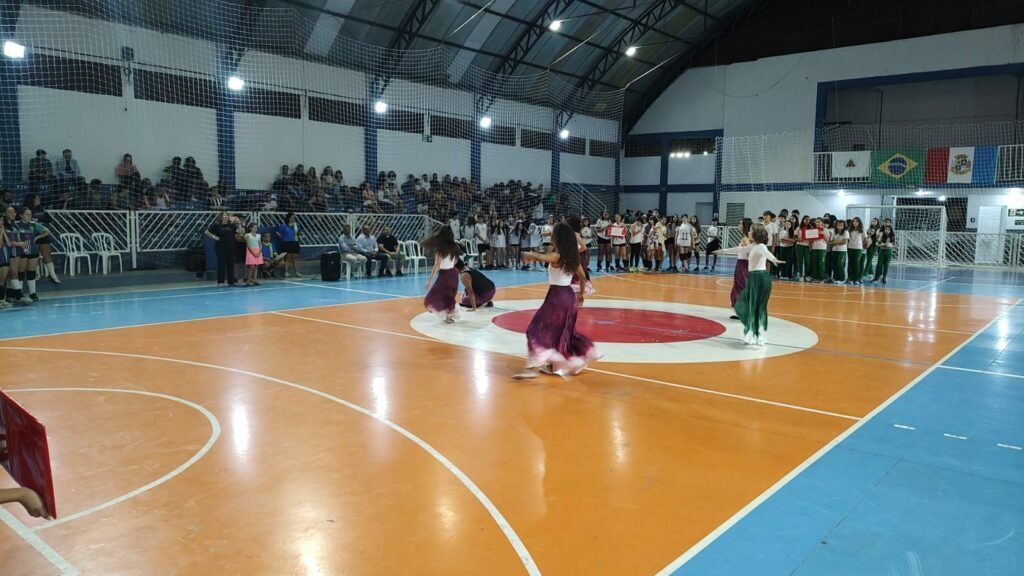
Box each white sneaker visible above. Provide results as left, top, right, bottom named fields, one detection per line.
left=19, top=296, right=32, bottom=305
left=0, top=301, right=12, bottom=309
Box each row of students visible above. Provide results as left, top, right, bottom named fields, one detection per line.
left=1, top=204, right=53, bottom=307
left=590, top=211, right=722, bottom=273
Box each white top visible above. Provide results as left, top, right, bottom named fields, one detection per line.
left=541, top=224, right=553, bottom=243
left=449, top=219, right=462, bottom=240
left=438, top=255, right=457, bottom=270
left=548, top=264, right=574, bottom=286
left=707, top=225, right=720, bottom=239
left=629, top=223, right=645, bottom=244
left=779, top=229, right=794, bottom=246
left=720, top=243, right=779, bottom=271
left=529, top=223, right=542, bottom=245
left=811, top=228, right=828, bottom=250
left=493, top=231, right=506, bottom=248
left=475, top=222, right=489, bottom=243
left=831, top=230, right=849, bottom=252
left=766, top=221, right=779, bottom=246
left=595, top=218, right=611, bottom=239
left=675, top=223, right=695, bottom=246
left=848, top=230, right=864, bottom=250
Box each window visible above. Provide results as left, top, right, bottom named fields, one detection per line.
left=624, top=141, right=659, bottom=157
left=521, top=129, right=552, bottom=151
left=590, top=140, right=619, bottom=158
left=482, top=125, right=516, bottom=147
left=669, top=137, right=716, bottom=156
left=21, top=53, right=122, bottom=97
left=381, top=109, right=424, bottom=135
left=233, top=88, right=301, bottom=119
left=429, top=115, right=474, bottom=140
left=562, top=136, right=586, bottom=155
left=134, top=70, right=216, bottom=108
left=309, top=97, right=365, bottom=127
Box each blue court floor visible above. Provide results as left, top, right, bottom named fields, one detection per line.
left=3, top=264, right=1022, bottom=575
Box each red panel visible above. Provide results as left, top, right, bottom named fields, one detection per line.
left=493, top=308, right=726, bottom=343
left=0, top=391, right=57, bottom=518
left=925, top=147, right=950, bottom=184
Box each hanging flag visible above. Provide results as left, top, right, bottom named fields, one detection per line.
left=830, top=151, right=871, bottom=179
left=925, top=146, right=998, bottom=184
left=871, top=148, right=925, bottom=185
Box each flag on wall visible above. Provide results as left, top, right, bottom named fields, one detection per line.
left=924, top=146, right=998, bottom=184
left=830, top=151, right=871, bottom=178
left=871, top=148, right=925, bottom=185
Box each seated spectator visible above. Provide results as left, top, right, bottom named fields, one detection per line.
left=116, top=153, right=141, bottom=190
left=337, top=224, right=366, bottom=270
left=136, top=179, right=156, bottom=209
left=207, top=182, right=226, bottom=210
left=355, top=225, right=389, bottom=278
left=272, top=165, right=291, bottom=193
left=1, top=189, right=14, bottom=212
left=290, top=164, right=307, bottom=196
left=361, top=183, right=378, bottom=212
left=55, top=149, right=81, bottom=203
left=28, top=149, right=55, bottom=194
left=308, top=189, right=327, bottom=212
left=334, top=170, right=346, bottom=193
left=259, top=232, right=286, bottom=278
left=86, top=179, right=104, bottom=209
left=183, top=157, right=204, bottom=196
left=259, top=192, right=278, bottom=212
left=377, top=226, right=405, bottom=277
left=321, top=166, right=337, bottom=195
left=306, top=167, right=320, bottom=195
left=107, top=186, right=126, bottom=210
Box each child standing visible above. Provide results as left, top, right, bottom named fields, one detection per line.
left=796, top=215, right=813, bottom=281
left=778, top=218, right=796, bottom=280
left=872, top=222, right=896, bottom=284
left=847, top=217, right=865, bottom=285
left=830, top=219, right=849, bottom=284
left=862, top=218, right=880, bottom=279
left=809, top=217, right=828, bottom=283
left=515, top=224, right=599, bottom=379
left=244, top=223, right=263, bottom=286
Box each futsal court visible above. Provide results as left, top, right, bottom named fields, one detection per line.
left=1, top=264, right=1021, bottom=576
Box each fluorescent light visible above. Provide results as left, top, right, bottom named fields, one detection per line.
left=479, top=116, right=492, bottom=129
left=625, top=46, right=637, bottom=57
left=938, top=195, right=947, bottom=202
left=837, top=189, right=846, bottom=196
left=682, top=151, right=691, bottom=158
left=559, top=129, right=569, bottom=140
left=915, top=190, right=929, bottom=196
left=374, top=101, right=388, bottom=114
left=703, top=151, right=709, bottom=155
left=227, top=76, right=245, bottom=91
left=3, top=41, right=25, bottom=59
left=549, top=20, right=562, bottom=31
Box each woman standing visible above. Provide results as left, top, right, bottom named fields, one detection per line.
left=0, top=222, right=11, bottom=309
left=205, top=211, right=242, bottom=287
left=277, top=212, right=302, bottom=278
left=689, top=216, right=702, bottom=272
left=796, top=215, right=813, bottom=282
left=628, top=215, right=644, bottom=272
left=728, top=218, right=754, bottom=319
left=515, top=224, right=599, bottom=379
left=705, top=217, right=721, bottom=272
left=611, top=213, right=628, bottom=271
left=9, top=206, right=50, bottom=303
left=26, top=194, right=59, bottom=283
left=716, top=223, right=783, bottom=345
left=423, top=227, right=462, bottom=323
left=665, top=216, right=678, bottom=272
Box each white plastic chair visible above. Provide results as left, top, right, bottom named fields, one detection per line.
left=460, top=239, right=478, bottom=267
left=60, top=233, right=92, bottom=276
left=90, top=232, right=124, bottom=274
left=403, top=240, right=427, bottom=275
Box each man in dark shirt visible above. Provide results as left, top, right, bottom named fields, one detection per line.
left=455, top=260, right=496, bottom=310
left=377, top=226, right=406, bottom=277
left=204, top=214, right=242, bottom=286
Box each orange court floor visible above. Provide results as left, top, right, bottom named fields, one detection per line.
left=0, top=270, right=1018, bottom=576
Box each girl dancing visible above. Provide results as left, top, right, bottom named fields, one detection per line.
left=423, top=226, right=462, bottom=323
left=716, top=223, right=783, bottom=345
left=514, top=224, right=599, bottom=379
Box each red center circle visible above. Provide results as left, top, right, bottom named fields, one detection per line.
left=491, top=307, right=726, bottom=344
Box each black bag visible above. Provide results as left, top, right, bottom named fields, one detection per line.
left=185, top=246, right=205, bottom=273
left=320, top=251, right=341, bottom=281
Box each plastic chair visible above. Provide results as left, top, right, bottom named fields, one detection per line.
left=60, top=233, right=92, bottom=277
left=460, top=239, right=478, bottom=267
left=90, top=232, right=124, bottom=274
left=403, top=240, right=427, bottom=275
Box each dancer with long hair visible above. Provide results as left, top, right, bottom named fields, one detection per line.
left=726, top=218, right=753, bottom=319
left=423, top=226, right=462, bottom=323
left=515, top=224, right=599, bottom=379
left=716, top=223, right=783, bottom=345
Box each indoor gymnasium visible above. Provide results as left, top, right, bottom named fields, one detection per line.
left=1, top=0, right=1024, bottom=574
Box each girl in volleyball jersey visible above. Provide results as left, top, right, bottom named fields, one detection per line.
left=704, top=217, right=721, bottom=271
left=675, top=215, right=695, bottom=272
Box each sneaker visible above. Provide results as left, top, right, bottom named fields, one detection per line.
left=29, top=293, right=39, bottom=301
left=0, top=301, right=12, bottom=309
left=513, top=370, right=539, bottom=380
left=19, top=296, right=32, bottom=305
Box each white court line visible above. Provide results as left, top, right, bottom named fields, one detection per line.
left=653, top=296, right=1024, bottom=576
left=48, top=284, right=299, bottom=307
left=771, top=312, right=975, bottom=335
left=271, top=312, right=859, bottom=421
left=0, top=508, right=79, bottom=576
left=906, top=278, right=955, bottom=294
left=943, top=433, right=969, bottom=441
left=0, top=346, right=540, bottom=576
left=283, top=280, right=409, bottom=299
left=4, top=388, right=221, bottom=532
left=938, top=365, right=1024, bottom=380
left=893, top=424, right=916, bottom=431
left=997, top=443, right=1023, bottom=451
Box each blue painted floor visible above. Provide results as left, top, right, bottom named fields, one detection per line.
left=5, top=264, right=1023, bottom=575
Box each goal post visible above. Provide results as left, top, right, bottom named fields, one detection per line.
left=845, top=204, right=948, bottom=268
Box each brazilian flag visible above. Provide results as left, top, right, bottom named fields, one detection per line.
left=871, top=148, right=925, bottom=185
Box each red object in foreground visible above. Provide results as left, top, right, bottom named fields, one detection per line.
left=493, top=307, right=726, bottom=344
left=0, top=390, right=57, bottom=519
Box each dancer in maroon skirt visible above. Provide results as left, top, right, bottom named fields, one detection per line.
left=728, top=217, right=753, bottom=320
left=567, top=216, right=595, bottom=295
left=514, top=224, right=599, bottom=379
left=422, top=226, right=462, bottom=323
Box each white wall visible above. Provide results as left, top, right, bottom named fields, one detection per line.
left=301, top=122, right=364, bottom=187
left=718, top=191, right=884, bottom=220
left=377, top=131, right=470, bottom=181
left=18, top=86, right=218, bottom=184
left=666, top=192, right=714, bottom=216
left=235, top=114, right=301, bottom=189
left=668, top=154, right=715, bottom=184
left=482, top=144, right=549, bottom=187
left=561, top=153, right=615, bottom=185
left=622, top=157, right=660, bottom=186
left=619, top=193, right=658, bottom=214
left=958, top=189, right=1024, bottom=230
left=633, top=23, right=1024, bottom=137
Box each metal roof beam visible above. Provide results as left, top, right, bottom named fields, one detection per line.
left=572, top=0, right=694, bottom=43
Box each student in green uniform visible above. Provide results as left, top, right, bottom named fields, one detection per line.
left=872, top=222, right=896, bottom=284
left=829, top=219, right=849, bottom=284
left=847, top=217, right=865, bottom=285
left=862, top=217, right=880, bottom=279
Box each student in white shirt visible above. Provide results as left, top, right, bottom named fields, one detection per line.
left=610, top=213, right=628, bottom=271
left=715, top=223, right=783, bottom=346
left=763, top=211, right=780, bottom=278
left=674, top=215, right=695, bottom=272
left=594, top=210, right=612, bottom=272
left=705, top=216, right=721, bottom=271
left=847, top=217, right=865, bottom=285
left=829, top=219, right=850, bottom=284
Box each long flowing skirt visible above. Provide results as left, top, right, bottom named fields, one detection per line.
left=424, top=268, right=459, bottom=318
left=526, top=285, right=599, bottom=376
left=735, top=270, right=772, bottom=343
left=729, top=259, right=749, bottom=307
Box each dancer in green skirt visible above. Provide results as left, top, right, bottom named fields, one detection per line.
left=872, top=222, right=896, bottom=284
left=716, top=223, right=784, bottom=346
left=847, top=217, right=865, bottom=284
left=862, top=217, right=880, bottom=279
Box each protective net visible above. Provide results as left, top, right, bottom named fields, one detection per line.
left=2, top=0, right=622, bottom=229
left=715, top=121, right=1024, bottom=267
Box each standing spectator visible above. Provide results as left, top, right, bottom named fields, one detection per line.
left=337, top=224, right=366, bottom=272
left=27, top=149, right=55, bottom=195
left=26, top=193, right=59, bottom=284
left=204, top=211, right=242, bottom=287
left=377, top=226, right=406, bottom=276
left=183, top=157, right=205, bottom=197
left=355, top=225, right=388, bottom=278
left=0, top=189, right=14, bottom=213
